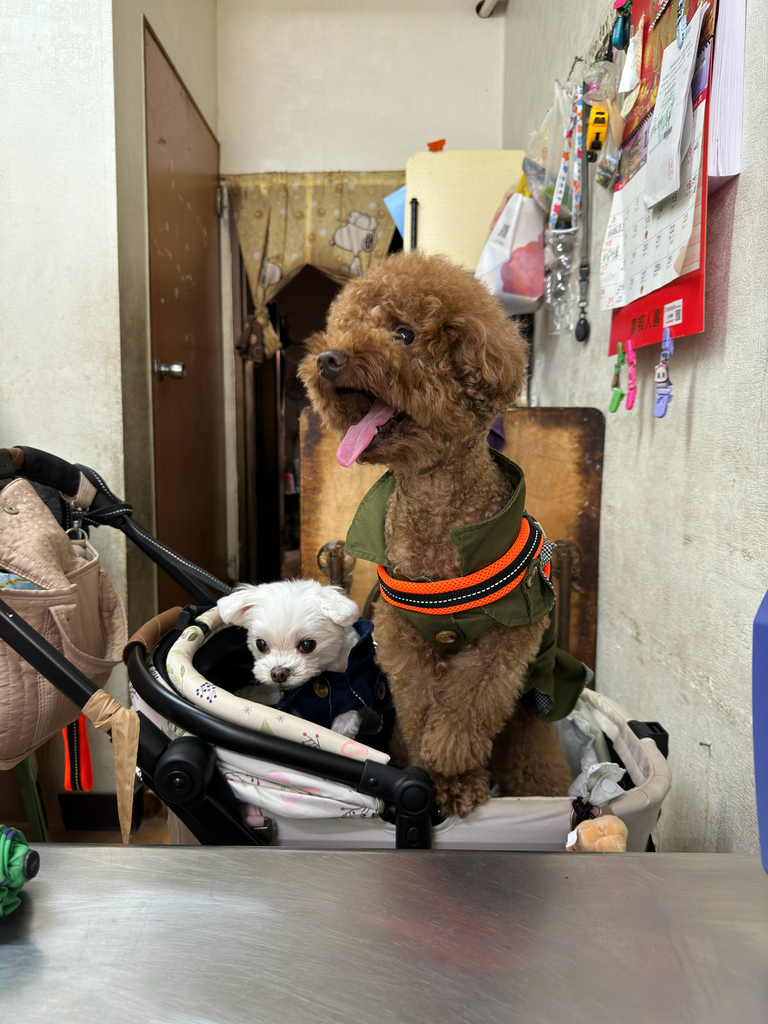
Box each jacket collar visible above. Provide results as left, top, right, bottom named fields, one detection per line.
left=344, top=449, right=527, bottom=578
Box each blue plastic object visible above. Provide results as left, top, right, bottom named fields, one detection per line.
left=383, top=186, right=406, bottom=240
left=753, top=591, right=768, bottom=873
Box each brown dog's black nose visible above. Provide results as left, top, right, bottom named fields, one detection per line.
left=271, top=666, right=292, bottom=684
left=316, top=349, right=348, bottom=380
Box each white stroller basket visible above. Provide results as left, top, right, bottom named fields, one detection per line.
left=131, top=607, right=671, bottom=852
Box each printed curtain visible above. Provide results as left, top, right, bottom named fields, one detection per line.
left=226, top=170, right=404, bottom=360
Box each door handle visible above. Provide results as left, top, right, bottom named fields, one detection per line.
left=153, top=359, right=187, bottom=381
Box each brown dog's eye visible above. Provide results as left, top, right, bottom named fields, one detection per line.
left=255, top=639, right=269, bottom=653
left=393, top=325, right=416, bottom=346
left=297, top=639, right=317, bottom=654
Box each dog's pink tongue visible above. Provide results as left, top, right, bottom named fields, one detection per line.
left=336, top=399, right=395, bottom=467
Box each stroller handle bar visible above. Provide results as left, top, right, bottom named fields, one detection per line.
left=0, top=447, right=437, bottom=847
left=124, top=629, right=436, bottom=827
left=0, top=594, right=435, bottom=845
left=1, top=445, right=232, bottom=604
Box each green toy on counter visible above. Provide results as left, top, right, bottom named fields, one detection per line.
left=0, top=825, right=40, bottom=916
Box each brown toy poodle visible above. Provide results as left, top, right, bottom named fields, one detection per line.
left=299, top=251, right=578, bottom=816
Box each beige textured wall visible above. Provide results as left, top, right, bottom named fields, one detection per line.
left=0, top=0, right=219, bottom=794
left=217, top=0, right=506, bottom=173
left=0, top=0, right=126, bottom=792
left=503, top=0, right=761, bottom=853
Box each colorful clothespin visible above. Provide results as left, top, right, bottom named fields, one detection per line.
left=625, top=339, right=637, bottom=410
left=653, top=329, right=674, bottom=418
left=612, top=1, right=632, bottom=50
left=676, top=0, right=686, bottom=46
left=609, top=341, right=626, bottom=413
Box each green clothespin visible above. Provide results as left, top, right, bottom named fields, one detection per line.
left=609, top=341, right=626, bottom=413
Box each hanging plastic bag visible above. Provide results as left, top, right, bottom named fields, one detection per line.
left=523, top=81, right=573, bottom=219
left=542, top=84, right=584, bottom=334
left=475, top=185, right=545, bottom=314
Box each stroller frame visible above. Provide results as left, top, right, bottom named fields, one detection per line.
left=0, top=446, right=435, bottom=848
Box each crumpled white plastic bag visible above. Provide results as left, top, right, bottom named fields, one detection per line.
left=568, top=761, right=627, bottom=807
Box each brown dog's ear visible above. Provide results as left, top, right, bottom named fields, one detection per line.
left=446, top=312, right=528, bottom=418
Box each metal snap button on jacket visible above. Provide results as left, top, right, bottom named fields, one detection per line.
left=525, top=558, right=540, bottom=589
left=435, top=630, right=458, bottom=644
left=376, top=679, right=387, bottom=700
left=313, top=680, right=329, bottom=698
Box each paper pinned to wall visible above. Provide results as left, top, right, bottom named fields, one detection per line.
left=644, top=2, right=708, bottom=209
left=600, top=39, right=711, bottom=314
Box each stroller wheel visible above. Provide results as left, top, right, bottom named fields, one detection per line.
left=154, top=736, right=216, bottom=804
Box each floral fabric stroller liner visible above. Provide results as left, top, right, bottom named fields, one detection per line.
left=131, top=606, right=390, bottom=822
left=136, top=605, right=672, bottom=852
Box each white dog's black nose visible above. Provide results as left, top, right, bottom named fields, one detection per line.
left=316, top=349, right=348, bottom=380
left=271, top=666, right=292, bottom=684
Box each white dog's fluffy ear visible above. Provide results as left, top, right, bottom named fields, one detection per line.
left=217, top=586, right=259, bottom=627
left=319, top=586, right=360, bottom=628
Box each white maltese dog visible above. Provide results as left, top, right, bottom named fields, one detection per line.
left=217, top=579, right=365, bottom=737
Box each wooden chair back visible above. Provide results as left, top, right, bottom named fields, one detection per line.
left=300, top=407, right=604, bottom=669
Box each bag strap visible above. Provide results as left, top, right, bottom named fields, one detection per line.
left=0, top=449, right=16, bottom=492
left=62, top=716, right=93, bottom=793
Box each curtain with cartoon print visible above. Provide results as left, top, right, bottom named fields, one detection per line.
left=226, top=170, right=405, bottom=361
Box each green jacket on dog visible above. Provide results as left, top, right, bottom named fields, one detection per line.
left=344, top=449, right=588, bottom=722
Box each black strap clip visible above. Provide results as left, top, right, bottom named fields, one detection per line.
left=0, top=449, right=16, bottom=490
left=570, top=796, right=596, bottom=828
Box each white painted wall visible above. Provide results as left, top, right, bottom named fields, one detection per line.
left=0, top=0, right=219, bottom=796
left=217, top=0, right=506, bottom=173
left=503, top=0, right=761, bottom=853
left=0, top=0, right=127, bottom=793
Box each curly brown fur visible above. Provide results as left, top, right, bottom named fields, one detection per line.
left=299, top=251, right=571, bottom=815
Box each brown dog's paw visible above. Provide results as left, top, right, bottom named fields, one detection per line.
left=420, top=727, right=493, bottom=778
left=431, top=768, right=491, bottom=818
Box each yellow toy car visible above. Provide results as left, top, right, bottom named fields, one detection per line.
left=586, top=105, right=609, bottom=161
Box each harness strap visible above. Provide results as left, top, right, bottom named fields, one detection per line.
left=378, top=514, right=551, bottom=615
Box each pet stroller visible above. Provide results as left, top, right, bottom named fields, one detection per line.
left=0, top=446, right=671, bottom=850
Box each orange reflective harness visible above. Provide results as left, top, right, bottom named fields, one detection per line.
left=377, top=514, right=553, bottom=616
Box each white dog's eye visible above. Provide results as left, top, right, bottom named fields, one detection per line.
left=393, top=325, right=416, bottom=346
left=255, top=638, right=269, bottom=653
left=297, top=638, right=317, bottom=654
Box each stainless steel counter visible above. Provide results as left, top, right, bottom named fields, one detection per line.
left=2, top=849, right=767, bottom=1023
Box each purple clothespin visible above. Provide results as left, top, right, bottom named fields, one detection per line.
left=653, top=328, right=674, bottom=418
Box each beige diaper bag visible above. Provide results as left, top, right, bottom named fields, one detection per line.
left=0, top=478, right=127, bottom=768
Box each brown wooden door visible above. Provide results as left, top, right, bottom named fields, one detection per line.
left=145, top=27, right=228, bottom=609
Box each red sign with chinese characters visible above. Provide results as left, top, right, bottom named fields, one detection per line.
left=607, top=0, right=716, bottom=356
